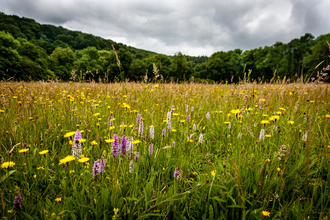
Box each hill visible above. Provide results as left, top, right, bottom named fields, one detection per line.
left=0, top=12, right=330, bottom=83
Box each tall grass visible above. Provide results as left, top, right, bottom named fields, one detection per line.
left=0, top=81, right=329, bottom=219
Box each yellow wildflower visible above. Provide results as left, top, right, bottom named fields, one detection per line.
left=262, top=211, right=270, bottom=217
left=1, top=161, right=15, bottom=168
left=78, top=157, right=90, bottom=163
left=64, top=132, right=75, bottom=138
left=19, top=148, right=29, bottom=153
left=59, top=155, right=75, bottom=165
left=39, top=150, right=49, bottom=155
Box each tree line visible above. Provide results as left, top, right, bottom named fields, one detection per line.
left=1, top=12, right=329, bottom=83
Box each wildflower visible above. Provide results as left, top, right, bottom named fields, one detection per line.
left=91, top=140, right=98, bottom=146
left=105, top=139, right=115, bottom=143
left=171, top=105, right=175, bottom=113
left=266, top=159, right=271, bottom=163
left=261, top=120, right=270, bottom=125
left=150, top=125, right=154, bottom=140
left=33, top=174, right=36, bottom=178
left=19, top=148, right=29, bottom=153
left=129, top=160, right=134, bottom=173
left=138, top=121, right=143, bottom=137
left=262, top=211, right=270, bottom=217
left=69, top=170, right=75, bottom=174
left=136, top=113, right=141, bottom=125
left=174, top=167, right=180, bottom=179
left=166, top=111, right=171, bottom=123
left=69, top=140, right=73, bottom=145
left=121, top=135, right=127, bottom=156
left=288, top=120, right=294, bottom=125
left=55, top=197, right=61, bottom=202
left=1, top=161, right=15, bottom=168
left=13, top=193, right=23, bottom=211
left=259, top=129, right=265, bottom=141
left=168, top=121, right=171, bottom=130
left=277, top=168, right=281, bottom=173
left=59, top=155, right=75, bottom=165
left=78, top=157, right=90, bottom=163
left=132, top=140, right=141, bottom=144
left=162, top=128, right=166, bottom=137
left=185, top=105, right=188, bottom=112
left=149, top=144, right=153, bottom=156
left=111, top=134, right=119, bottom=157
left=198, top=133, right=204, bottom=143
left=172, top=140, right=175, bottom=147
left=193, top=123, right=197, bottom=131
left=72, top=130, right=82, bottom=158
left=191, top=106, right=194, bottom=112
left=211, top=170, right=216, bottom=177
left=99, top=156, right=105, bottom=173
left=64, top=131, right=75, bottom=138
left=187, top=115, right=191, bottom=122
left=39, top=150, right=49, bottom=155
left=93, top=161, right=100, bottom=178
left=206, top=112, right=210, bottom=120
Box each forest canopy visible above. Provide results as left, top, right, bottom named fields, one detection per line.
left=1, top=12, right=330, bottom=83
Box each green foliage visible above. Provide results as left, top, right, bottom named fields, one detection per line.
left=0, top=31, right=21, bottom=79
left=50, top=47, right=76, bottom=80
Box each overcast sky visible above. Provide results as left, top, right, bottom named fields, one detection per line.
left=1, top=0, right=330, bottom=56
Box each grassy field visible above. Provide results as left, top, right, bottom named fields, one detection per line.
left=0, top=81, right=330, bottom=219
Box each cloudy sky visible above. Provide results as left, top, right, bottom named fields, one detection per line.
left=1, top=0, right=330, bottom=56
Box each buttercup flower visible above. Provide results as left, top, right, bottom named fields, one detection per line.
left=39, top=150, right=49, bottom=155
left=1, top=161, right=15, bottom=168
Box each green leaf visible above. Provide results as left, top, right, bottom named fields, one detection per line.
left=0, top=170, right=16, bottom=183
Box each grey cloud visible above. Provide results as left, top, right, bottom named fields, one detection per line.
left=1, top=0, right=329, bottom=56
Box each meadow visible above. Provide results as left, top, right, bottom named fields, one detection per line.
left=0, top=81, right=330, bottom=219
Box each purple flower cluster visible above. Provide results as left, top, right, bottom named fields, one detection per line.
left=137, top=114, right=141, bottom=125
left=138, top=121, right=143, bottom=137
left=150, top=125, right=154, bottom=140
left=199, top=133, right=204, bottom=143
left=111, top=134, right=119, bottom=157
left=72, top=130, right=82, bottom=158
left=206, top=112, right=210, bottom=120
left=185, top=105, right=188, bottom=112
left=162, top=128, right=166, bottom=137
left=149, top=144, right=153, bottom=156
left=259, top=129, right=265, bottom=141
left=193, top=123, right=197, bottom=131
left=93, top=161, right=100, bottom=178
left=187, top=115, right=191, bottom=122
left=174, top=167, right=180, bottom=179
left=13, top=193, right=23, bottom=211
left=121, top=135, right=127, bottom=157
left=167, top=111, right=171, bottom=123
left=93, top=156, right=106, bottom=179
